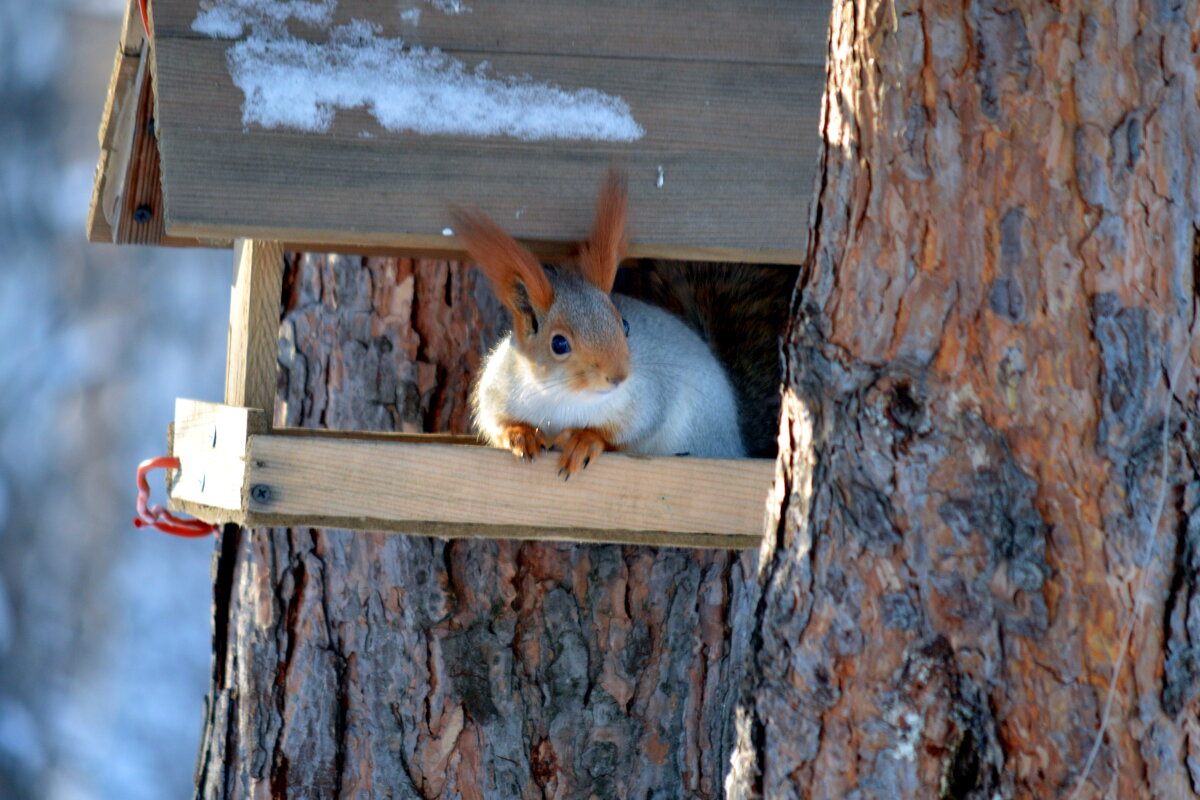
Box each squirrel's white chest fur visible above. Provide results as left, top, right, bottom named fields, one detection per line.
left=472, top=295, right=744, bottom=458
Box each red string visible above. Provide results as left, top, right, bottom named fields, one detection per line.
left=138, top=0, right=150, bottom=39
left=133, top=457, right=218, bottom=538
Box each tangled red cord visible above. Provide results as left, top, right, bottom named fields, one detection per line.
left=133, top=457, right=218, bottom=538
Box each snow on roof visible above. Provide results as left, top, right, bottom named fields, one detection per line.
left=192, top=1, right=644, bottom=142
left=193, top=0, right=338, bottom=38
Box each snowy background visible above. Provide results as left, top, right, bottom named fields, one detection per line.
left=0, top=1, right=228, bottom=797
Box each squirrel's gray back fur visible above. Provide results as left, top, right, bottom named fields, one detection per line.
left=615, top=261, right=800, bottom=458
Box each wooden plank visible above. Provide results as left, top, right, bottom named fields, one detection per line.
left=87, top=44, right=139, bottom=245
left=147, top=11, right=822, bottom=263
left=153, top=40, right=812, bottom=152
left=166, top=400, right=770, bottom=547
left=87, top=38, right=216, bottom=248
left=119, top=0, right=145, bottom=55
left=225, top=240, right=285, bottom=412
left=158, top=138, right=810, bottom=262
left=273, top=428, right=484, bottom=446
left=92, top=44, right=145, bottom=243
left=244, top=435, right=773, bottom=544
left=112, top=60, right=168, bottom=245
left=151, top=0, right=829, bottom=66
left=167, top=399, right=267, bottom=514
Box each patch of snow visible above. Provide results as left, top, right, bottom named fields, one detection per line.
left=442, top=227, right=454, bottom=236
left=427, top=0, right=470, bottom=15
left=400, top=7, right=421, bottom=25
left=193, top=0, right=338, bottom=37
left=223, top=20, right=644, bottom=141
left=656, top=165, right=664, bottom=188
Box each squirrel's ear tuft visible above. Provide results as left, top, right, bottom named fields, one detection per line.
left=578, top=168, right=627, bottom=293
left=451, top=207, right=554, bottom=318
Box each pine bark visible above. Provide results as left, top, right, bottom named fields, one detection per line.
left=194, top=254, right=758, bottom=799
left=728, top=0, right=1200, bottom=798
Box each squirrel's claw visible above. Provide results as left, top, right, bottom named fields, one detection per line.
left=501, top=423, right=547, bottom=462
left=554, top=428, right=610, bottom=479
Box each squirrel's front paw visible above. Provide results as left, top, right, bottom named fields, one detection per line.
left=501, top=423, right=547, bottom=461
left=553, top=428, right=611, bottom=479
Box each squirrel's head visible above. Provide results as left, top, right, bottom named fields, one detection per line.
left=453, top=170, right=631, bottom=395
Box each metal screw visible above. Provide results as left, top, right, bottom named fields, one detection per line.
left=133, top=205, right=153, bottom=223
left=209, top=425, right=218, bottom=448
left=198, top=473, right=206, bottom=492
left=250, top=484, right=272, bottom=504
left=146, top=117, right=155, bottom=137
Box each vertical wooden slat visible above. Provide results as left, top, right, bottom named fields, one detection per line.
left=112, top=60, right=167, bottom=245
left=224, top=240, right=284, bottom=415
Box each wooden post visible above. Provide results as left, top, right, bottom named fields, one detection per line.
left=224, top=239, right=284, bottom=414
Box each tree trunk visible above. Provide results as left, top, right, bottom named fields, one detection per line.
left=194, top=254, right=758, bottom=798
left=729, top=0, right=1199, bottom=797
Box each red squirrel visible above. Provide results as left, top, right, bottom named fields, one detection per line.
left=454, top=171, right=749, bottom=477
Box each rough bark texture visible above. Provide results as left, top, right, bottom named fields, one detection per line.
left=194, top=254, right=758, bottom=799
left=729, top=0, right=1200, bottom=798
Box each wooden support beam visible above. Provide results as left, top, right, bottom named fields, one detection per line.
left=110, top=56, right=168, bottom=246
left=225, top=240, right=284, bottom=413
left=167, top=400, right=772, bottom=548
left=87, top=43, right=143, bottom=244
left=167, top=399, right=266, bottom=524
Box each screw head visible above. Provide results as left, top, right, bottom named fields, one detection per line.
left=250, top=484, right=272, bottom=504
left=198, top=473, right=206, bottom=492
left=133, top=205, right=153, bottom=223
left=209, top=425, right=218, bottom=448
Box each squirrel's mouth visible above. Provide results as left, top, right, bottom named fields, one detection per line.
left=567, top=370, right=626, bottom=395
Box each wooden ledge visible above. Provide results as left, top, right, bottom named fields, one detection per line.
left=167, top=399, right=772, bottom=549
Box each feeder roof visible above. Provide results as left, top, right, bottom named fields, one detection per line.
left=90, top=0, right=828, bottom=263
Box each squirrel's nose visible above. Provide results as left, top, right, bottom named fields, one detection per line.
left=608, top=370, right=628, bottom=387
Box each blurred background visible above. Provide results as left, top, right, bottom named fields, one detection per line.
left=1, top=1, right=229, bottom=797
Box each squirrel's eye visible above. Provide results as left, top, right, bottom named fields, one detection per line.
left=551, top=334, right=572, bottom=355
left=622, top=317, right=630, bottom=338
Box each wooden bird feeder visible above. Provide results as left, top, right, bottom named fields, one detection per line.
left=91, top=0, right=828, bottom=548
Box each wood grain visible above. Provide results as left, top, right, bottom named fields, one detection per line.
left=167, top=399, right=265, bottom=514
left=86, top=44, right=139, bottom=245
left=118, top=0, right=144, bottom=55
left=144, top=0, right=824, bottom=263
left=245, top=434, right=772, bottom=543
left=151, top=0, right=828, bottom=66
left=86, top=31, right=214, bottom=249
left=112, top=61, right=167, bottom=245
left=167, top=397, right=771, bottom=546
left=225, top=240, right=284, bottom=411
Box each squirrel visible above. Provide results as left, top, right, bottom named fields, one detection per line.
left=454, top=170, right=749, bottom=477
left=613, top=259, right=798, bottom=459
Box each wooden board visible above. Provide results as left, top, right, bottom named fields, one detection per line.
left=168, top=399, right=266, bottom=513
left=143, top=0, right=828, bottom=263
left=167, top=399, right=772, bottom=548
left=224, top=240, right=284, bottom=412
left=87, top=0, right=218, bottom=248
left=150, top=0, right=828, bottom=66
